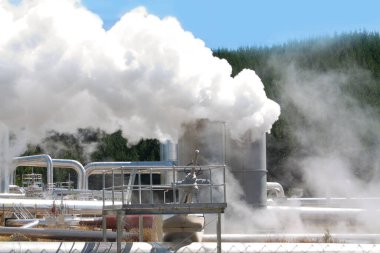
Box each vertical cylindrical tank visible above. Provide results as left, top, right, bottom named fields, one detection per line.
left=0, top=124, right=10, bottom=193
left=160, top=140, right=178, bottom=163
left=226, top=134, right=267, bottom=207
left=160, top=140, right=178, bottom=186
left=177, top=119, right=267, bottom=207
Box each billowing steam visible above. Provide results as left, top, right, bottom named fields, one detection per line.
left=278, top=64, right=380, bottom=198
left=0, top=0, right=280, bottom=145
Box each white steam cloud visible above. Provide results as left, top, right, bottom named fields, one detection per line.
left=0, top=0, right=280, bottom=144
left=278, top=64, right=380, bottom=198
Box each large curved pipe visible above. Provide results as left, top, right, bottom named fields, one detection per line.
left=51, top=159, right=85, bottom=190
left=13, top=158, right=85, bottom=190
left=13, top=154, right=53, bottom=190
left=267, top=182, right=285, bottom=198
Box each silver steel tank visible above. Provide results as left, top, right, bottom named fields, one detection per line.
left=177, top=119, right=267, bottom=207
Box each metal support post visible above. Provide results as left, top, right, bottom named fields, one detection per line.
left=209, top=168, right=212, bottom=203
left=223, top=166, right=226, bottom=203
left=121, top=168, right=125, bottom=205
left=102, top=214, right=107, bottom=242
left=116, top=211, right=124, bottom=253
left=172, top=166, right=177, bottom=203
left=138, top=172, right=142, bottom=204
left=139, top=215, right=144, bottom=242
left=102, top=171, right=107, bottom=242
left=2, top=204, right=4, bottom=226
left=112, top=170, right=115, bottom=207
left=150, top=168, right=153, bottom=204
left=217, top=212, right=222, bottom=253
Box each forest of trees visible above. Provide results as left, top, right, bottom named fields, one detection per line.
left=18, top=32, right=380, bottom=193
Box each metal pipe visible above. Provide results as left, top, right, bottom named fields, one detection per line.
left=217, top=213, right=221, bottom=253
left=13, top=154, right=53, bottom=190
left=202, top=233, right=380, bottom=244
left=50, top=159, right=85, bottom=190
left=102, top=171, right=107, bottom=242
left=139, top=216, right=144, bottom=242
left=0, top=242, right=154, bottom=253
left=116, top=211, right=123, bottom=253
left=112, top=170, right=115, bottom=207
left=0, top=226, right=136, bottom=241
left=267, top=205, right=373, bottom=217
left=0, top=197, right=378, bottom=219
left=20, top=219, right=39, bottom=228
left=0, top=198, right=121, bottom=215
left=267, top=182, right=285, bottom=198
left=276, top=197, right=380, bottom=208
left=264, top=205, right=380, bottom=225
left=6, top=219, right=42, bottom=227
left=13, top=158, right=85, bottom=190
left=6, top=216, right=101, bottom=227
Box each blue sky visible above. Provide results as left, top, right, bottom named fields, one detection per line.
left=82, top=0, right=380, bottom=49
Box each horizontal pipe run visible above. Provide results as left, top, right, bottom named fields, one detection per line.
left=274, top=197, right=380, bottom=208
left=5, top=217, right=101, bottom=227
left=203, top=233, right=380, bottom=244
left=178, top=242, right=380, bottom=253
left=0, top=226, right=137, bottom=241
left=0, top=198, right=379, bottom=217
left=0, top=198, right=122, bottom=215
left=20, top=220, right=39, bottom=228
left=267, top=205, right=380, bottom=221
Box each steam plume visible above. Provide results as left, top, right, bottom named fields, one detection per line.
left=0, top=0, right=280, bottom=144
left=277, top=64, right=380, bottom=197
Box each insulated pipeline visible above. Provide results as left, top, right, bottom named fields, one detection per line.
left=13, top=155, right=53, bottom=190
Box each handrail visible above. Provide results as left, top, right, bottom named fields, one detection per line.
left=102, top=164, right=226, bottom=208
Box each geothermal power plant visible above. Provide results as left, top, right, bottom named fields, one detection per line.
left=0, top=120, right=379, bottom=253
left=1, top=1, right=380, bottom=252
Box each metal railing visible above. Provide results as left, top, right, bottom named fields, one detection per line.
left=12, top=204, right=34, bottom=219
left=101, top=165, right=226, bottom=208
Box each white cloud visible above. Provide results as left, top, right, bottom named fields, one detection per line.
left=0, top=0, right=280, bottom=143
